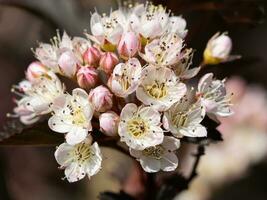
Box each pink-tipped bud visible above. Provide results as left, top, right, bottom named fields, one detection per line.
left=88, top=85, right=113, bottom=112
left=77, top=66, right=98, bottom=89
left=26, top=61, right=48, bottom=82
left=83, top=46, right=101, bottom=66
left=99, top=52, right=119, bottom=74
left=58, top=50, right=78, bottom=77
left=118, top=31, right=140, bottom=59
left=99, top=111, right=119, bottom=136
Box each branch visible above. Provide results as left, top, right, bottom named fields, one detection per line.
left=0, top=119, right=129, bottom=155
left=187, top=144, right=205, bottom=184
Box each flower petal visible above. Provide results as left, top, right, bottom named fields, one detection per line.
left=162, top=136, right=180, bottom=151
left=65, top=162, right=86, bottom=182
left=120, top=103, right=137, bottom=121
left=86, top=142, right=102, bottom=177
left=161, top=152, right=178, bottom=172
left=180, top=124, right=207, bottom=137
left=54, top=143, right=74, bottom=166
left=129, top=148, right=142, bottom=158
left=65, top=127, right=88, bottom=145
left=140, top=156, right=161, bottom=173
left=48, top=115, right=72, bottom=133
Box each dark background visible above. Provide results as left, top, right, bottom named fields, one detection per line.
left=0, top=0, right=267, bottom=199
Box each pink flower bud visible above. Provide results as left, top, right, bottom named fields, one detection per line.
left=58, top=50, right=78, bottom=77
left=26, top=61, right=48, bottom=82
left=204, top=32, right=236, bottom=65
left=118, top=31, right=140, bottom=59
left=88, top=85, right=113, bottom=112
left=99, top=111, right=119, bottom=136
left=99, top=52, right=119, bottom=74
left=77, top=66, right=98, bottom=89
left=83, top=46, right=101, bottom=66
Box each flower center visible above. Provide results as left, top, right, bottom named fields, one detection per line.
left=120, top=73, right=131, bottom=91
left=142, top=145, right=165, bottom=160
left=202, top=81, right=224, bottom=101
left=31, top=77, right=62, bottom=102
left=127, top=117, right=148, bottom=137
left=146, top=4, right=166, bottom=21
left=73, top=143, right=92, bottom=163
left=72, top=108, right=87, bottom=126
left=145, top=81, right=168, bottom=99
left=172, top=112, right=188, bottom=127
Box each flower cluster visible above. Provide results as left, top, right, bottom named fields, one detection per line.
left=9, top=2, right=236, bottom=182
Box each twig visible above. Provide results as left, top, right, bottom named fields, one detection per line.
left=187, top=144, right=205, bottom=183
left=145, top=173, right=157, bottom=200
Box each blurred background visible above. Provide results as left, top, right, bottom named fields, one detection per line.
left=0, top=0, right=267, bottom=199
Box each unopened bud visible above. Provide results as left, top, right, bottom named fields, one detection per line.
left=204, top=33, right=232, bottom=65
left=58, top=50, right=78, bottom=77
left=88, top=85, right=113, bottom=112
left=26, top=61, right=48, bottom=82
left=77, top=66, right=98, bottom=89
left=99, top=52, right=119, bottom=74
left=99, top=111, right=119, bottom=136
left=83, top=46, right=101, bottom=66
left=118, top=31, right=140, bottom=59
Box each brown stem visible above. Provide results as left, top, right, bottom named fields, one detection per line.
left=187, top=144, right=205, bottom=183
left=199, top=60, right=206, bottom=69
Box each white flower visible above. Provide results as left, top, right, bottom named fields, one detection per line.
left=163, top=94, right=207, bottom=138
left=203, top=32, right=240, bottom=65
left=136, top=66, right=187, bottom=111
left=58, top=31, right=74, bottom=49
left=35, top=31, right=90, bottom=77
left=48, top=88, right=94, bottom=145
left=89, top=11, right=124, bottom=47
left=108, top=58, right=142, bottom=98
left=8, top=80, right=38, bottom=124
left=18, top=80, right=32, bottom=92
left=197, top=73, right=234, bottom=117
left=118, top=103, right=164, bottom=150
left=167, top=16, right=188, bottom=39
left=139, top=33, right=183, bottom=67
left=130, top=136, right=180, bottom=173
left=18, top=72, right=65, bottom=115
left=26, top=61, right=48, bottom=83
left=128, top=3, right=169, bottom=39
left=34, top=43, right=58, bottom=72
left=171, top=49, right=200, bottom=80
left=34, top=31, right=73, bottom=73
left=55, top=139, right=102, bottom=182
left=72, top=36, right=92, bottom=61
left=12, top=102, right=40, bottom=125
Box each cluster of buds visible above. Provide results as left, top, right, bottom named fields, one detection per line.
left=8, top=2, right=238, bottom=183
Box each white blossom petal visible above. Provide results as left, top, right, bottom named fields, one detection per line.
left=65, top=162, right=87, bottom=182
left=55, top=143, right=75, bottom=166
left=140, top=156, right=161, bottom=173
left=161, top=152, right=178, bottom=172
left=48, top=115, right=72, bottom=133
left=65, top=127, right=88, bottom=145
